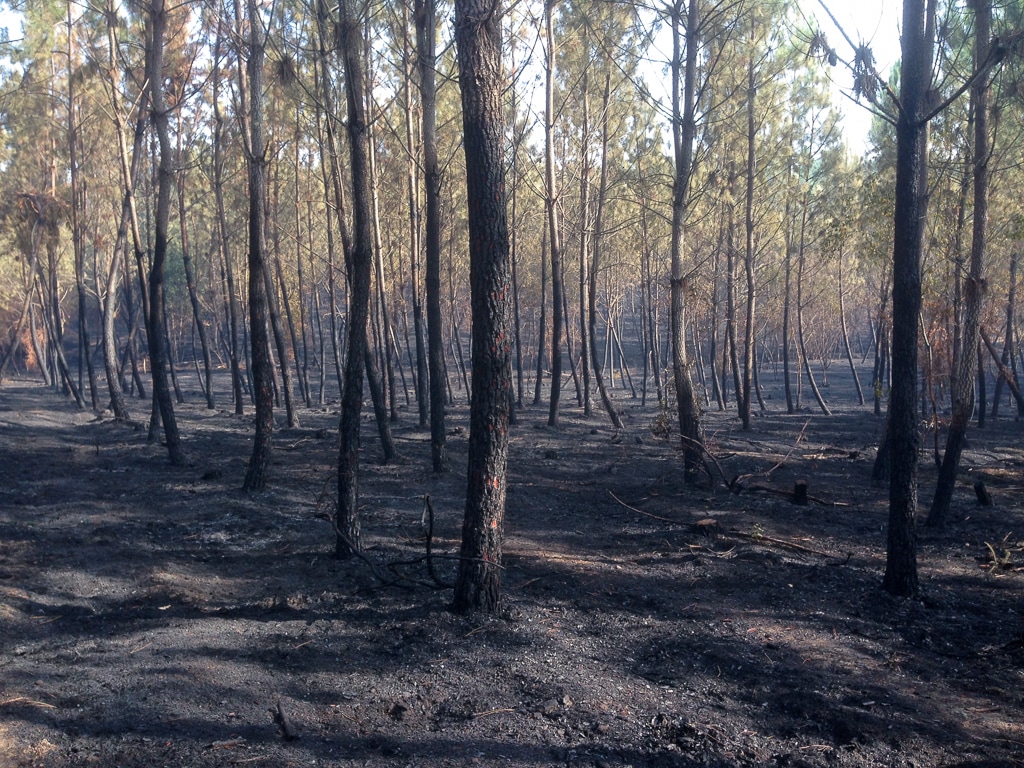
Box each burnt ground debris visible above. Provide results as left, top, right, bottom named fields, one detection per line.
left=1, top=376, right=1023, bottom=767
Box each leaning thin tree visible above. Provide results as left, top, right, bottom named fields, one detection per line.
left=451, top=0, right=514, bottom=615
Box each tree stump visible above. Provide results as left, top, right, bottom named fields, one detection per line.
left=974, top=480, right=993, bottom=507
left=792, top=480, right=809, bottom=506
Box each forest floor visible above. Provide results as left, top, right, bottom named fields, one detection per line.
left=1, top=376, right=1023, bottom=768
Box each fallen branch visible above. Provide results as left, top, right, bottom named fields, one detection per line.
left=608, top=490, right=676, bottom=523
left=209, top=738, right=246, bottom=750
left=0, top=697, right=56, bottom=709
left=317, top=511, right=399, bottom=586
left=727, top=528, right=849, bottom=561
left=472, top=707, right=515, bottom=719
left=741, top=481, right=847, bottom=507
left=731, top=419, right=811, bottom=490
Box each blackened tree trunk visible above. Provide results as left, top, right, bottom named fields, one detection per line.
left=544, top=0, right=564, bottom=428
left=402, top=5, right=429, bottom=429
left=262, top=199, right=299, bottom=429
left=533, top=228, right=548, bottom=405
left=991, top=252, right=1017, bottom=418
left=578, top=66, right=593, bottom=418
left=212, top=27, right=245, bottom=415
left=783, top=231, right=796, bottom=413
left=838, top=248, right=865, bottom=405
left=416, top=0, right=448, bottom=472
left=144, top=0, right=185, bottom=466
left=589, top=69, right=622, bottom=429
left=241, top=0, right=275, bottom=491
left=977, top=342, right=986, bottom=427
left=929, top=0, right=992, bottom=527
left=66, top=7, right=99, bottom=411
left=100, top=0, right=141, bottom=421
left=740, top=57, right=756, bottom=430
left=883, top=0, right=934, bottom=598
left=336, top=0, right=375, bottom=557
left=669, top=0, right=704, bottom=482
left=797, top=206, right=831, bottom=416
left=451, top=0, right=513, bottom=615
left=176, top=120, right=215, bottom=410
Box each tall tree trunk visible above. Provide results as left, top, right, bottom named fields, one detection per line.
left=509, top=35, right=525, bottom=410
left=797, top=203, right=831, bottom=416
left=637, top=154, right=662, bottom=406
left=589, top=69, right=622, bottom=429
left=992, top=252, right=1017, bottom=418
left=273, top=191, right=308, bottom=410
left=783, top=234, right=796, bottom=414
left=740, top=57, right=756, bottom=430
left=929, top=0, right=992, bottom=527
left=241, top=0, right=275, bottom=490
left=838, top=249, right=865, bottom=405
left=578, top=68, right=593, bottom=417
left=268, top=153, right=304, bottom=423
left=976, top=341, right=986, bottom=427
left=294, top=128, right=313, bottom=407
left=212, top=28, right=245, bottom=415
left=533, top=228, right=548, bottom=405
left=145, top=0, right=185, bottom=465
left=451, top=0, right=513, bottom=615
left=367, top=129, right=399, bottom=424
left=176, top=118, right=215, bottom=410
left=883, top=0, right=935, bottom=598
left=98, top=1, right=141, bottom=420
left=313, top=0, right=351, bottom=397
left=708, top=213, right=725, bottom=411
left=66, top=7, right=99, bottom=411
left=403, top=4, right=429, bottom=429
left=544, top=0, right=564, bottom=428
left=416, top=0, right=448, bottom=471
left=335, top=0, right=374, bottom=557
left=312, top=91, right=345, bottom=394
left=670, top=0, right=704, bottom=482
left=726, top=162, right=742, bottom=409
left=363, top=23, right=397, bottom=449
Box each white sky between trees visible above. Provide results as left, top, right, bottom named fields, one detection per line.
left=0, top=1, right=900, bottom=157
left=804, top=0, right=901, bottom=156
